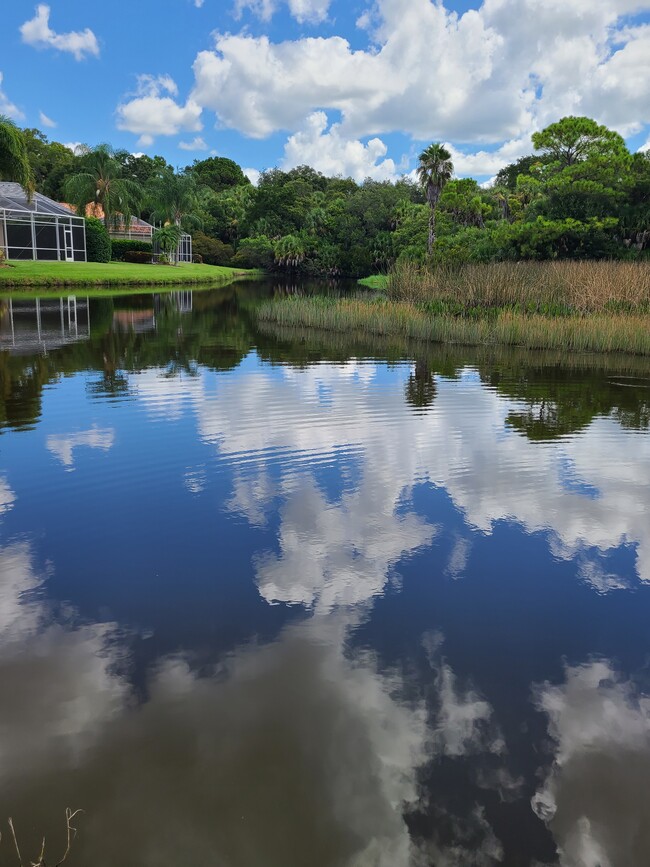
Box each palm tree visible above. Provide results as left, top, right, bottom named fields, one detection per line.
left=274, top=234, right=307, bottom=269
left=416, top=143, right=454, bottom=255
left=152, top=224, right=183, bottom=264
left=0, top=115, right=33, bottom=193
left=146, top=169, right=202, bottom=231
left=63, top=144, right=142, bottom=232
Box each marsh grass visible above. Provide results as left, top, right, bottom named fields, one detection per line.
left=386, top=260, right=650, bottom=313
left=257, top=295, right=650, bottom=356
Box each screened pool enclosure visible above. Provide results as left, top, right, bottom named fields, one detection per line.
left=0, top=183, right=86, bottom=262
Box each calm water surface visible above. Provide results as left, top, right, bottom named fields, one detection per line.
left=1, top=281, right=650, bottom=866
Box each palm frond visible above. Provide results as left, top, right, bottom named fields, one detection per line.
left=0, top=115, right=34, bottom=196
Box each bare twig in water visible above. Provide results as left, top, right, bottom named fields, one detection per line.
left=8, top=819, right=23, bottom=867
left=4, top=810, right=83, bottom=867
left=54, top=809, right=83, bottom=867
left=33, top=836, right=46, bottom=867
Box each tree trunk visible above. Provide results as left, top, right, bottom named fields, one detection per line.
left=427, top=189, right=439, bottom=256
left=428, top=208, right=435, bottom=256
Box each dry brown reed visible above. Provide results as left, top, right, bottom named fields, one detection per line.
left=386, top=260, right=650, bottom=312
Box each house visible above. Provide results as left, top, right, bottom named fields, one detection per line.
left=62, top=202, right=193, bottom=263
left=0, top=182, right=86, bottom=261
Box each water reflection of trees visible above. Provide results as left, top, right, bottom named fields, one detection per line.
left=405, top=360, right=436, bottom=411
left=256, top=321, right=650, bottom=439
left=2, top=287, right=650, bottom=438
left=0, top=289, right=258, bottom=429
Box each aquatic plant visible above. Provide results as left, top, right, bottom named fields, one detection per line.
left=257, top=294, right=650, bottom=356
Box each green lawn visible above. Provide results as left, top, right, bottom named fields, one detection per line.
left=358, top=274, right=388, bottom=290
left=0, top=260, right=256, bottom=288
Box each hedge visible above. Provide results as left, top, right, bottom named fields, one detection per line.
left=85, top=217, right=111, bottom=263
left=123, top=250, right=154, bottom=264
left=111, top=238, right=153, bottom=261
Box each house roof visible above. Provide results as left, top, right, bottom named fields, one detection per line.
left=0, top=182, right=81, bottom=218
left=59, top=202, right=154, bottom=234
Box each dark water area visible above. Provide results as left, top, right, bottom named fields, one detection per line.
left=1, top=279, right=650, bottom=866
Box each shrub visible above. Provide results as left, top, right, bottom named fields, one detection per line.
left=231, top=235, right=274, bottom=269
left=85, top=217, right=111, bottom=263
left=123, top=250, right=153, bottom=264
left=431, top=217, right=621, bottom=265
left=192, top=232, right=234, bottom=265
left=192, top=253, right=204, bottom=264
left=111, top=238, right=153, bottom=261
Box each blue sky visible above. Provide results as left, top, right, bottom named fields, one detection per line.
left=2, top=1, right=649, bottom=182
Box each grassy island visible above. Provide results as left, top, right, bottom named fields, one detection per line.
left=259, top=261, right=650, bottom=356
left=0, top=260, right=255, bottom=289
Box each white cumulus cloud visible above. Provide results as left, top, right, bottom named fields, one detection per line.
left=235, top=0, right=331, bottom=23
left=178, top=136, right=208, bottom=151
left=38, top=109, right=56, bottom=128
left=0, top=72, right=24, bottom=120
left=116, top=74, right=202, bottom=148
left=182, top=0, right=650, bottom=177
left=282, top=111, right=402, bottom=181
left=20, top=4, right=99, bottom=61
left=445, top=137, right=532, bottom=179
left=243, top=167, right=261, bottom=185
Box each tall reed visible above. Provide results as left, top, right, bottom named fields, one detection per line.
left=257, top=296, right=650, bottom=356
left=386, top=260, right=650, bottom=313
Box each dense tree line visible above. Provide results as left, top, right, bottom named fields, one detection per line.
left=2, top=115, right=649, bottom=274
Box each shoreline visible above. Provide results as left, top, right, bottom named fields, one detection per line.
left=0, top=261, right=258, bottom=290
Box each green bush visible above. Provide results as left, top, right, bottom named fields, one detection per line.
left=432, top=217, right=621, bottom=265
left=123, top=250, right=153, bottom=264
left=231, top=235, right=274, bottom=269
left=85, top=217, right=111, bottom=263
left=111, top=238, right=153, bottom=261
left=192, top=232, right=234, bottom=266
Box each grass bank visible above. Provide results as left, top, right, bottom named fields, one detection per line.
left=0, top=260, right=255, bottom=288
left=358, top=274, right=389, bottom=290
left=258, top=261, right=650, bottom=356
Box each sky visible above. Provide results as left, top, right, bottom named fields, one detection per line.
left=1, top=0, right=650, bottom=184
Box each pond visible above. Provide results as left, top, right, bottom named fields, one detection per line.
left=1, top=280, right=650, bottom=866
